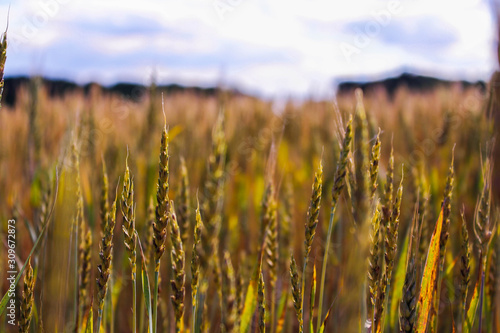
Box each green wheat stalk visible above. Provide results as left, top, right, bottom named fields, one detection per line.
left=317, top=115, right=352, bottom=330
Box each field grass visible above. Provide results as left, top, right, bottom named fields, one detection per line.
left=1, top=31, right=500, bottom=332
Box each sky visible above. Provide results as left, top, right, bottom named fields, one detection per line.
left=0, top=0, right=498, bottom=98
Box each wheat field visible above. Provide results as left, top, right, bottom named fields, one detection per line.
left=0, top=31, right=500, bottom=333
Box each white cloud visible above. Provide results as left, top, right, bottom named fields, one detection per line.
left=0, top=0, right=497, bottom=97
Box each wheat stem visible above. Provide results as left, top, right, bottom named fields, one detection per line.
left=317, top=116, right=352, bottom=330
left=301, top=161, right=323, bottom=332
left=191, top=199, right=203, bottom=333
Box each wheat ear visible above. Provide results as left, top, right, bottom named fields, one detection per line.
left=258, top=268, right=266, bottom=333
left=459, top=209, right=471, bottom=331
left=100, top=159, right=109, bottom=237
left=367, top=203, right=382, bottom=327
left=301, top=160, right=323, bottom=332
left=178, top=156, right=191, bottom=244
left=263, top=183, right=278, bottom=332
left=431, top=150, right=455, bottom=332
left=369, top=129, right=381, bottom=200
left=374, top=168, right=403, bottom=333
left=19, top=259, right=35, bottom=333
left=169, top=202, right=186, bottom=332
left=354, top=88, right=370, bottom=222
left=78, top=225, right=92, bottom=327
left=290, top=255, right=303, bottom=333
left=153, top=122, right=170, bottom=333
left=96, top=191, right=118, bottom=332
left=121, top=154, right=137, bottom=333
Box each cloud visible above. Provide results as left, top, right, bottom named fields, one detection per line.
left=1, top=0, right=497, bottom=97
left=377, top=16, right=458, bottom=49
left=71, top=15, right=173, bottom=37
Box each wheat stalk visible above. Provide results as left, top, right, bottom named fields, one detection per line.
left=201, top=112, right=227, bottom=268
left=264, top=183, right=278, bottom=332
left=140, top=197, right=155, bottom=333
left=72, top=140, right=84, bottom=330
left=472, top=159, right=493, bottom=333
left=144, top=197, right=155, bottom=271
left=301, top=160, right=323, bottom=332
left=382, top=145, right=394, bottom=228
left=416, top=165, right=430, bottom=265
left=431, top=150, right=455, bottom=332
left=317, top=115, right=352, bottom=329
left=121, top=154, right=137, bottom=333
left=367, top=203, right=382, bottom=327
left=78, top=225, right=92, bottom=328
left=374, top=168, right=403, bottom=333
left=96, top=191, right=118, bottom=331
left=99, top=159, right=112, bottom=332
left=354, top=88, right=370, bottom=222
left=153, top=124, right=170, bottom=266
left=474, top=163, right=492, bottom=253
left=399, top=202, right=420, bottom=332
left=100, top=158, right=109, bottom=237
left=260, top=183, right=274, bottom=243
left=386, top=170, right=404, bottom=277
left=280, top=179, right=294, bottom=263
left=178, top=156, right=191, bottom=245
left=153, top=122, right=170, bottom=333
left=197, top=112, right=227, bottom=324
left=439, top=150, right=455, bottom=268
left=290, top=255, right=303, bottom=333
left=304, top=161, right=323, bottom=261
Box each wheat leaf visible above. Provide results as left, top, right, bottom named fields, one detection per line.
left=415, top=208, right=444, bottom=333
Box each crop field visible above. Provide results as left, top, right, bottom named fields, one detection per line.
left=0, top=31, right=500, bottom=333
